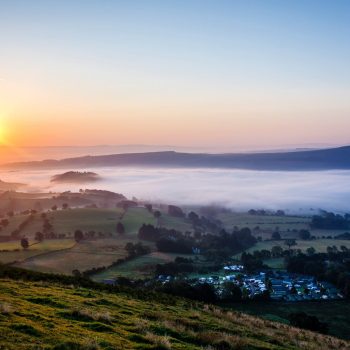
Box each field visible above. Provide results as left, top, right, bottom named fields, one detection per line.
left=217, top=212, right=310, bottom=237
left=159, top=213, right=193, bottom=232
left=121, top=207, right=156, bottom=234
left=0, top=206, right=193, bottom=275
left=241, top=239, right=350, bottom=255
left=47, top=208, right=124, bottom=236
left=0, top=239, right=75, bottom=264
left=228, top=300, right=350, bottom=341
left=0, top=275, right=348, bottom=350
left=217, top=212, right=349, bottom=239
left=14, top=238, right=139, bottom=274
left=93, top=252, right=191, bottom=281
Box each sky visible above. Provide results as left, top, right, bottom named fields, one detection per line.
left=0, top=0, right=350, bottom=155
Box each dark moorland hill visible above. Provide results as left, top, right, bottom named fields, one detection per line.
left=0, top=267, right=349, bottom=350
left=50, top=171, right=100, bottom=183
left=4, top=146, right=350, bottom=171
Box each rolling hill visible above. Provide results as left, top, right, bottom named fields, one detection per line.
left=4, top=146, right=350, bottom=171
left=0, top=266, right=349, bottom=350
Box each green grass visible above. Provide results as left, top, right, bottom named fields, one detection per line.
left=0, top=278, right=348, bottom=349
left=217, top=212, right=350, bottom=240
left=92, top=252, right=190, bottom=281
left=262, top=257, right=285, bottom=269
left=0, top=213, right=41, bottom=237
left=159, top=213, right=193, bottom=232
left=121, top=208, right=156, bottom=234
left=48, top=208, right=124, bottom=235
left=238, top=239, right=350, bottom=256
left=14, top=238, right=137, bottom=275
left=0, top=239, right=75, bottom=264
left=228, top=300, right=350, bottom=341
left=217, top=212, right=310, bottom=235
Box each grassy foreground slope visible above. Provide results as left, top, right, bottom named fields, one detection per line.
left=0, top=278, right=349, bottom=350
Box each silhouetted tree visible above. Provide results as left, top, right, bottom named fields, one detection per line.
left=35, top=231, right=44, bottom=242
left=116, top=222, right=125, bottom=235
left=74, top=230, right=84, bottom=242
left=21, top=237, right=29, bottom=250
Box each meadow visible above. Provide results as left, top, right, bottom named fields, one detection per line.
left=93, top=252, right=193, bottom=281
left=0, top=239, right=75, bottom=264
left=241, top=239, right=350, bottom=255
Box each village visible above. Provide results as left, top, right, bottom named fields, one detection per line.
left=157, top=264, right=344, bottom=302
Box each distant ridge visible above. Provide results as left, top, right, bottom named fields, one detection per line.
left=3, top=146, right=350, bottom=171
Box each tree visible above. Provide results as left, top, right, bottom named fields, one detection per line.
left=62, top=203, right=69, bottom=210
left=153, top=210, right=161, bottom=226
left=145, top=204, right=152, bottom=212
left=285, top=239, right=297, bottom=250
left=299, top=229, right=311, bottom=240
left=1, top=219, right=9, bottom=227
left=35, top=231, right=44, bottom=242
left=271, top=231, right=281, bottom=240
left=288, top=312, right=328, bottom=334
left=51, top=205, right=57, bottom=211
left=21, top=237, right=29, bottom=250
left=271, top=245, right=283, bottom=257
left=306, top=247, right=316, bottom=256
left=188, top=211, right=199, bottom=223
left=221, top=282, right=242, bottom=301
left=116, top=222, right=125, bottom=235
left=74, top=230, right=84, bottom=242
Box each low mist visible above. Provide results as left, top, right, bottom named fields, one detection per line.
left=1, top=167, right=350, bottom=214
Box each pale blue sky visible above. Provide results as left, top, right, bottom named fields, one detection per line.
left=0, top=1, right=349, bottom=148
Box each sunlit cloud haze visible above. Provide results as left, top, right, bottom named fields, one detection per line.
left=0, top=0, right=350, bottom=154
left=1, top=167, right=350, bottom=214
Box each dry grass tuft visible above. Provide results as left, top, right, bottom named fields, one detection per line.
left=134, top=318, right=149, bottom=333
left=144, top=332, right=171, bottom=349
left=81, top=338, right=101, bottom=350
left=197, top=331, right=248, bottom=349
left=71, top=307, right=113, bottom=323
left=0, top=303, right=12, bottom=314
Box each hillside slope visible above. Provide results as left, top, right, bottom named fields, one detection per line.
left=0, top=277, right=349, bottom=349
left=4, top=146, right=350, bottom=171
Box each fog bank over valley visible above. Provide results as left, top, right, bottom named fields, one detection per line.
left=1, top=167, right=350, bottom=214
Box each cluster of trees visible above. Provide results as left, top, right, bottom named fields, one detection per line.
left=311, top=211, right=350, bottom=229
left=138, top=224, right=257, bottom=260
left=73, top=229, right=113, bottom=242
left=187, top=211, right=221, bottom=232
left=248, top=209, right=285, bottom=216
left=288, top=312, right=328, bottom=334
left=168, top=205, right=185, bottom=217
left=271, top=229, right=312, bottom=241
left=155, top=257, right=195, bottom=276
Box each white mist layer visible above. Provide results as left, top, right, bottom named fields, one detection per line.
left=1, top=167, right=350, bottom=214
